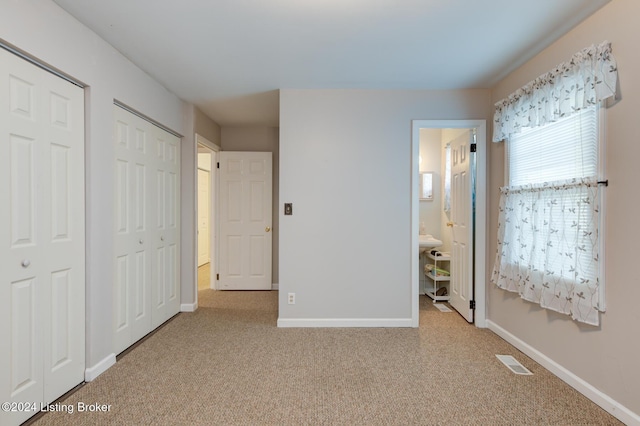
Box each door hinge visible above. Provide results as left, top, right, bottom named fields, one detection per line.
left=216, top=273, right=219, bottom=280
left=217, top=162, right=220, bottom=169
left=470, top=144, right=477, bottom=153
left=470, top=300, right=476, bottom=310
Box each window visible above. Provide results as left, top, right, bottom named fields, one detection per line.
left=490, top=41, right=617, bottom=326
left=492, top=106, right=604, bottom=325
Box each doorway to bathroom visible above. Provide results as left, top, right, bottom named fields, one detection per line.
left=196, top=135, right=219, bottom=299
left=411, top=120, right=487, bottom=327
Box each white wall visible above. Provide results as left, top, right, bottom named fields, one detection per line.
left=0, top=0, right=192, bottom=376
left=195, top=107, right=221, bottom=147
left=278, top=89, right=491, bottom=325
left=488, top=0, right=640, bottom=420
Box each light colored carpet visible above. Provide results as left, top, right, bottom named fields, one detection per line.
left=33, top=291, right=621, bottom=425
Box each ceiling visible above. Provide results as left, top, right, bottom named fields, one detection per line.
left=53, top=0, right=609, bottom=127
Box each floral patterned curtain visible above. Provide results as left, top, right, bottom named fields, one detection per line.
left=490, top=42, right=618, bottom=326
left=491, top=178, right=602, bottom=325
left=492, top=41, right=617, bottom=143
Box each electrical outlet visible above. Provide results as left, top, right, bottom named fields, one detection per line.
left=288, top=293, right=295, bottom=305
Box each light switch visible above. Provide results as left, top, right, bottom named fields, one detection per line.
left=284, top=203, right=293, bottom=215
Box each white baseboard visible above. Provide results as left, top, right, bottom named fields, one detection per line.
left=277, top=318, right=413, bottom=328
left=84, top=353, right=116, bottom=382
left=181, top=302, right=197, bottom=312
left=487, top=320, right=640, bottom=426
left=271, top=282, right=279, bottom=290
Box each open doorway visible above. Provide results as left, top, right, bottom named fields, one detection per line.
left=195, top=134, right=220, bottom=300
left=411, top=120, right=487, bottom=327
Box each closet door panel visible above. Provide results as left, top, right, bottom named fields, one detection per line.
left=114, top=106, right=179, bottom=349
left=113, top=107, right=153, bottom=353
left=1, top=47, right=85, bottom=426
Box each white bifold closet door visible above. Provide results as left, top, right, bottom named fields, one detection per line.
left=0, top=48, right=85, bottom=426
left=113, top=106, right=180, bottom=355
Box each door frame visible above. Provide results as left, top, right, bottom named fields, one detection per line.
left=194, top=134, right=220, bottom=301
left=411, top=120, right=487, bottom=328
left=197, top=167, right=211, bottom=267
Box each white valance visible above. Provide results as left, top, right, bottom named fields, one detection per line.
left=493, top=41, right=618, bottom=142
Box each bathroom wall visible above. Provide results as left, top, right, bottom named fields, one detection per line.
left=418, top=128, right=442, bottom=239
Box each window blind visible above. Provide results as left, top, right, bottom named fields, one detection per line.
left=509, top=106, right=598, bottom=186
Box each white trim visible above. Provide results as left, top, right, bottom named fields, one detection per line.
left=487, top=320, right=640, bottom=425
left=597, top=103, right=606, bottom=311
left=195, top=133, right=221, bottom=152
left=411, top=120, right=487, bottom=328
left=271, top=282, right=279, bottom=290
left=84, top=353, right=116, bottom=382
left=194, top=134, right=220, bottom=304
left=181, top=302, right=198, bottom=312
left=474, top=123, right=487, bottom=328
left=277, top=318, right=413, bottom=328
left=410, top=122, right=420, bottom=327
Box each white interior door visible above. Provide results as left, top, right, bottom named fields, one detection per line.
left=219, top=152, right=272, bottom=290
left=449, top=130, right=474, bottom=322
left=114, top=106, right=153, bottom=352
left=113, top=106, right=180, bottom=353
left=0, top=48, right=85, bottom=426
left=151, top=125, right=181, bottom=327
left=197, top=168, right=210, bottom=267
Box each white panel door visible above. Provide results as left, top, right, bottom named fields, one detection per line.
left=219, top=152, right=272, bottom=290
left=449, top=130, right=474, bottom=322
left=0, top=48, right=85, bottom=426
left=113, top=106, right=180, bottom=352
left=151, top=125, right=181, bottom=327
left=113, top=106, right=153, bottom=353
left=197, top=168, right=210, bottom=267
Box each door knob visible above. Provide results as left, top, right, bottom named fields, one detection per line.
left=21, top=259, right=31, bottom=268
left=265, top=226, right=271, bottom=232
left=139, top=239, right=144, bottom=244
left=161, top=236, right=164, bottom=241
left=446, top=222, right=454, bottom=227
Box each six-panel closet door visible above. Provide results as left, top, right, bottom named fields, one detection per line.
left=113, top=106, right=180, bottom=355
left=0, top=48, right=85, bottom=426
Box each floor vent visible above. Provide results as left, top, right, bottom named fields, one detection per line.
left=496, top=355, right=533, bottom=375
left=434, top=303, right=452, bottom=312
